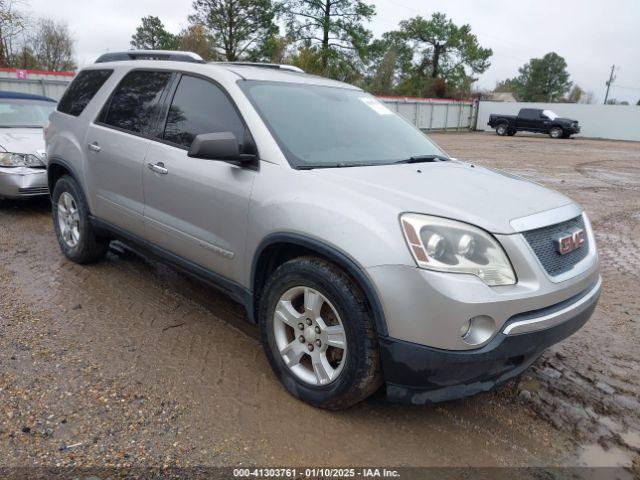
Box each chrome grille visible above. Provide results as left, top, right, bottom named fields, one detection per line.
left=522, top=215, right=589, bottom=276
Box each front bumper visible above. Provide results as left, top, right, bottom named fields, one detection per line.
left=0, top=166, right=48, bottom=199
left=380, top=276, right=601, bottom=404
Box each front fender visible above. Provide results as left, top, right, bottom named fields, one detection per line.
left=245, top=163, right=413, bottom=284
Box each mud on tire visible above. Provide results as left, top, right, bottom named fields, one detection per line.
left=259, top=256, right=382, bottom=409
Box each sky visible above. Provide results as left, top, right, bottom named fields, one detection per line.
left=25, top=0, right=640, bottom=104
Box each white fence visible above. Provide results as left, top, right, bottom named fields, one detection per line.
left=380, top=96, right=476, bottom=131
left=477, top=101, right=640, bottom=142
left=0, top=68, right=73, bottom=100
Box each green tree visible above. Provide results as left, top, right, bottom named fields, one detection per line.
left=636, top=99, right=640, bottom=106
left=190, top=0, right=279, bottom=61
left=130, top=16, right=178, bottom=50
left=370, top=13, right=491, bottom=97
left=283, top=0, right=375, bottom=75
left=512, top=52, right=572, bottom=102
left=368, top=47, right=397, bottom=95
left=259, top=35, right=291, bottom=64
left=363, top=32, right=412, bottom=94
left=177, top=22, right=218, bottom=61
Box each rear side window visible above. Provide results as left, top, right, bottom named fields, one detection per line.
left=519, top=109, right=539, bottom=120
left=57, top=69, right=112, bottom=116
left=102, top=70, right=172, bottom=135
left=163, top=75, right=245, bottom=148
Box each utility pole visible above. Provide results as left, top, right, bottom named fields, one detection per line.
left=604, top=65, right=615, bottom=104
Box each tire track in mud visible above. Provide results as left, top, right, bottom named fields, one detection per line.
left=591, top=210, right=640, bottom=279
left=1, top=200, right=567, bottom=469
left=574, top=159, right=640, bottom=191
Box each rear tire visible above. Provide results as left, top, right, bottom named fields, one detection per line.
left=52, top=175, right=109, bottom=264
left=507, top=130, right=516, bottom=136
left=549, top=126, right=563, bottom=139
left=259, top=256, right=382, bottom=409
left=496, top=123, right=508, bottom=136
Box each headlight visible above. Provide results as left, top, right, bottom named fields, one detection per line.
left=0, top=152, right=45, bottom=168
left=400, top=213, right=516, bottom=286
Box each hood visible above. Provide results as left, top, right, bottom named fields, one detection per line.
left=556, top=117, right=578, bottom=124
left=0, top=128, right=46, bottom=158
left=311, top=161, right=573, bottom=234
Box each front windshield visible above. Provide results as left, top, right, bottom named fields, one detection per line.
left=0, top=98, right=55, bottom=128
left=542, top=109, right=558, bottom=121
left=241, top=81, right=447, bottom=168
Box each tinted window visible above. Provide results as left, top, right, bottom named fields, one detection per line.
left=57, top=69, right=112, bottom=116
left=103, top=70, right=172, bottom=135
left=164, top=75, right=245, bottom=148
left=519, top=109, right=540, bottom=120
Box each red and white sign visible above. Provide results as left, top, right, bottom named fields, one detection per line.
left=15, top=69, right=28, bottom=80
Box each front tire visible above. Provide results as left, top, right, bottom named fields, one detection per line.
left=549, top=126, right=563, bottom=139
left=52, top=175, right=109, bottom=264
left=259, top=256, right=382, bottom=409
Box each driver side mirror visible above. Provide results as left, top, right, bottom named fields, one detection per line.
left=188, top=132, right=255, bottom=164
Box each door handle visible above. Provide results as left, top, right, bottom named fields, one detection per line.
left=88, top=142, right=101, bottom=152
left=147, top=162, right=168, bottom=175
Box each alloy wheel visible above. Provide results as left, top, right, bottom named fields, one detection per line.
left=57, top=191, right=81, bottom=248
left=273, top=286, right=347, bottom=386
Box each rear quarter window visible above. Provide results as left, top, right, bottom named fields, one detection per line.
left=57, top=69, right=113, bottom=116
left=101, top=70, right=172, bottom=136
left=518, top=109, right=540, bottom=120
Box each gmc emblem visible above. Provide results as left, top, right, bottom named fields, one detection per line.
left=554, top=228, right=585, bottom=255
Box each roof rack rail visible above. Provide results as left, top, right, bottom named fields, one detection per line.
left=214, top=61, right=304, bottom=73
left=95, top=50, right=204, bottom=64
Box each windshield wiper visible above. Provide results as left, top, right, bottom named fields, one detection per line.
left=297, top=162, right=373, bottom=170
left=393, top=154, right=449, bottom=164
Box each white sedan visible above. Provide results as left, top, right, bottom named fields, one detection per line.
left=0, top=91, right=55, bottom=199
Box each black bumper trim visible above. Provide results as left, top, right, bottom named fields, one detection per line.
left=379, top=285, right=599, bottom=404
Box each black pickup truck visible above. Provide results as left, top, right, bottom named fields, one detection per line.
left=488, top=108, right=580, bottom=139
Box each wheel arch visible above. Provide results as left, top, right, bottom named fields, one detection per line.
left=251, top=233, right=388, bottom=336
left=47, top=157, right=81, bottom=194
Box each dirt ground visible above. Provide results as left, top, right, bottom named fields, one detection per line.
left=0, top=132, right=639, bottom=475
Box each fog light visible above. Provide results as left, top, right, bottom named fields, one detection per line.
left=460, top=315, right=495, bottom=346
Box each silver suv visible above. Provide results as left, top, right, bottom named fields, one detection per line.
left=46, top=51, right=601, bottom=409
